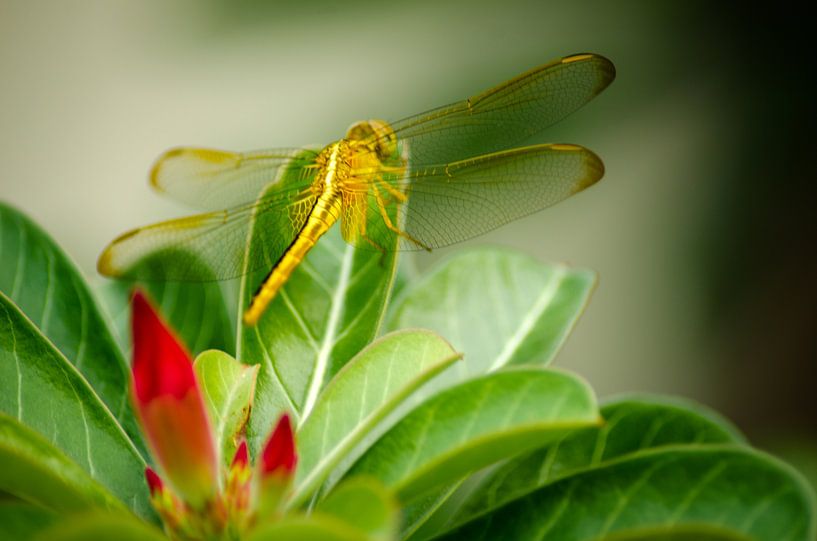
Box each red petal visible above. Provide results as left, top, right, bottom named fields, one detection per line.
left=231, top=439, right=249, bottom=469
left=260, top=414, right=297, bottom=477
left=145, top=467, right=164, bottom=497
left=130, top=290, right=218, bottom=507
left=131, top=290, right=197, bottom=404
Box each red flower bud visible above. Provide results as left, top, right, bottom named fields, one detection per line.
left=225, top=439, right=252, bottom=519
left=231, top=439, right=249, bottom=469
left=254, top=414, right=297, bottom=516
left=145, top=467, right=164, bottom=498
left=131, top=290, right=217, bottom=508
left=260, top=414, right=297, bottom=479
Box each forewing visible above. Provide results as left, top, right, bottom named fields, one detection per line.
left=382, top=53, right=614, bottom=166
left=150, top=146, right=317, bottom=210
left=100, top=171, right=319, bottom=282
left=344, top=144, right=603, bottom=251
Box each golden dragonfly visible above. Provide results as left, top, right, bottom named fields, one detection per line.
left=99, top=53, right=615, bottom=325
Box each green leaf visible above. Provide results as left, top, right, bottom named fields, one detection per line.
left=194, top=349, right=259, bottom=465
left=240, top=153, right=398, bottom=453
left=401, top=486, right=462, bottom=541
left=347, top=367, right=599, bottom=502
left=0, top=202, right=143, bottom=450
left=436, top=447, right=817, bottom=541
left=293, top=330, right=460, bottom=507
left=388, top=249, right=595, bottom=374
left=247, top=514, right=371, bottom=541
left=0, top=413, right=125, bottom=514
left=0, top=293, right=153, bottom=520
left=390, top=253, right=420, bottom=302
left=317, top=478, right=398, bottom=540
left=409, top=395, right=747, bottom=538
left=600, top=526, right=754, bottom=541
left=95, top=257, right=236, bottom=359
left=0, top=501, right=57, bottom=540
left=33, top=512, right=167, bottom=541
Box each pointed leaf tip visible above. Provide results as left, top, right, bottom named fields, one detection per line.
left=261, top=414, right=297, bottom=478
left=131, top=289, right=197, bottom=403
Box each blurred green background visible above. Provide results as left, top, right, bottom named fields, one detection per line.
left=1, top=1, right=814, bottom=483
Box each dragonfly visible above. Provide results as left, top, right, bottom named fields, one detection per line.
left=98, top=53, right=615, bottom=326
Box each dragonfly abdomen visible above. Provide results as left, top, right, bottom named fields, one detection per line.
left=243, top=188, right=343, bottom=325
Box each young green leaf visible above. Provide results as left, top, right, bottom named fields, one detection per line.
left=347, top=367, right=599, bottom=502
left=0, top=202, right=143, bottom=449
left=194, top=349, right=259, bottom=466
left=436, top=447, right=817, bottom=541
left=32, top=512, right=167, bottom=541
left=246, top=514, right=372, bottom=541
left=0, top=293, right=152, bottom=519
left=293, top=330, right=461, bottom=507
left=409, top=395, right=747, bottom=538
left=0, top=413, right=125, bottom=514
left=239, top=152, right=398, bottom=453
left=316, top=478, right=398, bottom=541
left=388, top=249, right=595, bottom=375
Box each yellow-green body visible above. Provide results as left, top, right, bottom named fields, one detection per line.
left=243, top=124, right=392, bottom=325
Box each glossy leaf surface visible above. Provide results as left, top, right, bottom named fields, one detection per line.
left=388, top=249, right=594, bottom=375
left=294, top=330, right=460, bottom=506
left=0, top=413, right=124, bottom=513
left=436, top=447, right=816, bottom=541
left=0, top=293, right=152, bottom=519
left=348, top=367, right=599, bottom=502
left=410, top=395, right=747, bottom=538
left=0, top=202, right=142, bottom=447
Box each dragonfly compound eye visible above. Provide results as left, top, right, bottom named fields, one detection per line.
left=368, top=119, right=398, bottom=160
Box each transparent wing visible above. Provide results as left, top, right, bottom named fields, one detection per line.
left=107, top=54, right=612, bottom=280
left=99, top=164, right=319, bottom=281
left=377, top=53, right=614, bottom=167
left=342, top=144, right=603, bottom=251
left=150, top=146, right=318, bottom=210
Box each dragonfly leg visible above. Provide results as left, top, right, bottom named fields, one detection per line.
left=376, top=176, right=408, bottom=203
left=355, top=214, right=390, bottom=265
left=372, top=183, right=431, bottom=252
left=356, top=216, right=382, bottom=252
left=361, top=233, right=387, bottom=254
left=378, top=164, right=407, bottom=175
left=364, top=233, right=391, bottom=265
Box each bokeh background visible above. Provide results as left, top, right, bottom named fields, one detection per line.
left=2, top=1, right=814, bottom=484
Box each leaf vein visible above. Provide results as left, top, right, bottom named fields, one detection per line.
left=489, top=265, right=566, bottom=370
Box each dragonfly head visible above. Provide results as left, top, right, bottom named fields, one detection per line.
left=346, top=119, right=397, bottom=161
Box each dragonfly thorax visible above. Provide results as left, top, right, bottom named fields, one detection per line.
left=345, top=119, right=397, bottom=160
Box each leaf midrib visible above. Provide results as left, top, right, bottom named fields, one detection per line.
left=393, top=418, right=602, bottom=500
left=290, top=346, right=462, bottom=508
left=489, top=265, right=567, bottom=370
left=443, top=442, right=762, bottom=533
left=302, top=243, right=355, bottom=421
